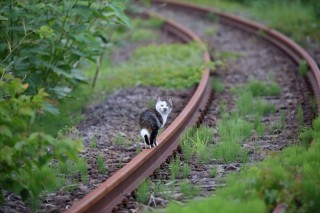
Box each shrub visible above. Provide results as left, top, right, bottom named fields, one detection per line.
left=0, top=72, right=83, bottom=202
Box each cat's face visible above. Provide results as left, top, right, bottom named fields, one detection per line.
left=156, top=97, right=173, bottom=115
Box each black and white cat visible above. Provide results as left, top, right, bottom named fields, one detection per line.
left=139, top=97, right=173, bottom=148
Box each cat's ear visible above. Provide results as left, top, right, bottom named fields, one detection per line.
left=157, top=96, right=162, bottom=103
left=168, top=97, right=173, bottom=107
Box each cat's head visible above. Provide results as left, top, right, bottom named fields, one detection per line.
left=156, top=96, right=173, bottom=115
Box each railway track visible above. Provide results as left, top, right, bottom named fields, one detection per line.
left=66, top=1, right=320, bottom=212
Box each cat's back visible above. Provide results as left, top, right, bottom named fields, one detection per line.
left=139, top=109, right=159, bottom=129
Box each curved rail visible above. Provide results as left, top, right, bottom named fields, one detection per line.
left=66, top=13, right=212, bottom=213
left=153, top=0, right=320, bottom=112
left=66, top=1, right=320, bottom=212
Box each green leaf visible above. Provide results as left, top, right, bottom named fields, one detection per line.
left=0, top=15, right=9, bottom=21
left=43, top=102, right=60, bottom=115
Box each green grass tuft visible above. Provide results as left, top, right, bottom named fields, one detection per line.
left=96, top=154, right=106, bottom=175
left=180, top=180, right=201, bottom=198
left=136, top=178, right=150, bottom=204
left=212, top=78, right=225, bottom=93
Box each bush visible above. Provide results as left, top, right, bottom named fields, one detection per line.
left=0, top=71, right=83, bottom=202
left=0, top=0, right=131, bottom=98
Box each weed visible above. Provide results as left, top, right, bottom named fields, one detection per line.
left=191, top=125, right=214, bottom=163
left=205, top=26, right=217, bottom=36
left=280, top=110, right=286, bottom=130
left=299, top=127, right=313, bottom=147
left=76, top=158, right=89, bottom=183
left=297, top=104, right=304, bottom=129
left=255, top=119, right=265, bottom=137
left=169, top=157, right=181, bottom=180
left=90, top=136, right=97, bottom=148
left=153, top=181, right=173, bottom=199
left=210, top=167, right=218, bottom=178
left=237, top=92, right=254, bottom=115
left=136, top=178, right=150, bottom=204
left=246, top=80, right=281, bottom=97
left=136, top=146, right=143, bottom=154
left=180, top=128, right=196, bottom=162
left=298, top=60, right=309, bottom=77
left=131, top=29, right=158, bottom=42
left=179, top=180, right=201, bottom=198
left=96, top=154, right=106, bottom=174
left=218, top=116, right=252, bottom=144
left=212, top=78, right=225, bottom=93
left=309, top=96, right=318, bottom=116
left=181, top=163, right=192, bottom=178
left=114, top=134, right=131, bottom=147
left=214, top=51, right=243, bottom=61
left=255, top=99, right=276, bottom=116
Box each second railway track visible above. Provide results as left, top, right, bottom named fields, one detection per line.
left=66, top=1, right=320, bottom=212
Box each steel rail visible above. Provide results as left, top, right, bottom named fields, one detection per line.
left=66, top=1, right=320, bottom=212
left=153, top=0, right=320, bottom=112
left=66, top=13, right=212, bottom=213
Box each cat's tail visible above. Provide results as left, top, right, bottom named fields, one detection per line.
left=140, top=129, right=150, bottom=146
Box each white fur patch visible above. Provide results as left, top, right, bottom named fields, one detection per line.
left=140, top=128, right=150, bottom=138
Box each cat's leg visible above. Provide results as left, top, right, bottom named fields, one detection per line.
left=150, top=129, right=158, bottom=147
left=144, top=135, right=150, bottom=149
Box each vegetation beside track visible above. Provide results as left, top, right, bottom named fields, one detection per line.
left=165, top=117, right=320, bottom=212
left=180, top=0, right=320, bottom=43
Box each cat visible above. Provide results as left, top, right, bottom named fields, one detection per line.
left=139, top=97, right=173, bottom=148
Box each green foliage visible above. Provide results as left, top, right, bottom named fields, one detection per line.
left=193, top=126, right=214, bottom=163
left=0, top=0, right=131, bottom=98
left=246, top=80, right=281, bottom=97
left=90, top=136, right=98, bottom=148
left=169, top=157, right=181, bottom=180
left=136, top=178, right=150, bottom=204
left=96, top=154, right=106, bottom=175
left=297, top=104, right=304, bottom=129
left=181, top=0, right=320, bottom=42
left=76, top=157, right=89, bottom=183
left=212, top=115, right=250, bottom=163
left=166, top=116, right=320, bottom=213
left=180, top=128, right=196, bottom=162
left=181, top=163, right=192, bottom=178
left=212, top=77, right=225, bottom=93
left=114, top=134, right=132, bottom=147
left=0, top=72, right=83, bottom=202
left=210, top=167, right=218, bottom=178
left=131, top=29, right=159, bottom=41
left=298, top=60, right=309, bottom=76
left=180, top=180, right=201, bottom=198
left=98, top=42, right=205, bottom=91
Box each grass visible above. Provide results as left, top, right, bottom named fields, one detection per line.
left=180, top=0, right=320, bottom=43
left=209, top=167, right=217, bottom=178
left=298, top=60, right=309, bottom=76
left=297, top=104, right=304, bottom=129
left=131, top=29, right=159, bottom=42
left=166, top=116, right=320, bottom=213
left=96, top=154, right=106, bottom=175
left=181, top=163, right=192, bottom=178
left=212, top=78, right=225, bottom=93
left=180, top=180, right=201, bottom=198
left=246, top=80, right=281, bottom=97
left=90, top=136, right=97, bottom=148
left=180, top=128, right=196, bottom=162
left=136, top=178, right=150, bottom=204
left=76, top=157, right=89, bottom=183
left=114, top=134, right=132, bottom=147
left=169, top=157, right=181, bottom=180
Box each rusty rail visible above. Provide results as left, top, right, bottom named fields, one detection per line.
left=66, top=1, right=320, bottom=212
left=154, top=0, right=320, bottom=112
left=66, top=12, right=212, bottom=213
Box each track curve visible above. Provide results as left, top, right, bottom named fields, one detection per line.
left=66, top=1, right=320, bottom=212
left=66, top=13, right=212, bottom=213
